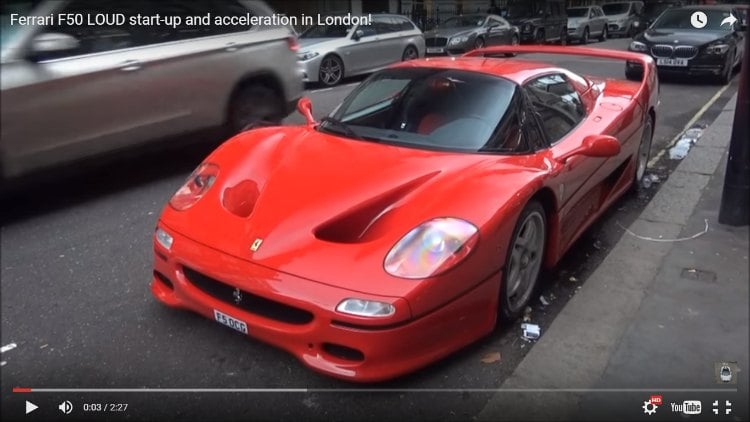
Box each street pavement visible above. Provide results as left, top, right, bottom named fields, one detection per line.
left=477, top=95, right=749, bottom=421
left=0, top=38, right=746, bottom=421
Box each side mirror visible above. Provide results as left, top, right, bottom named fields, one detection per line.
left=30, top=32, right=79, bottom=58
left=557, top=134, right=620, bottom=163
left=352, top=29, right=365, bottom=41
left=297, top=97, right=316, bottom=126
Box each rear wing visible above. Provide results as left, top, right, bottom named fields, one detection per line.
left=463, top=45, right=658, bottom=108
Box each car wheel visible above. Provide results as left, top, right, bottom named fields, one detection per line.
left=402, top=45, right=418, bottom=61
left=227, top=84, right=284, bottom=134
left=599, top=26, right=608, bottom=42
left=534, top=29, right=545, bottom=44
left=625, top=68, right=642, bottom=81
left=559, top=29, right=567, bottom=46
left=474, top=37, right=485, bottom=50
left=319, top=54, right=344, bottom=86
left=717, top=54, right=733, bottom=85
left=581, top=27, right=590, bottom=44
left=505, top=35, right=520, bottom=57
left=500, top=200, right=546, bottom=322
left=633, top=116, right=653, bottom=191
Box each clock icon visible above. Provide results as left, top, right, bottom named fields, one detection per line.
left=691, top=11, right=708, bottom=29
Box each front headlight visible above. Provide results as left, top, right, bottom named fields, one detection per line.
left=169, top=163, right=219, bottom=211
left=629, top=41, right=647, bottom=52
left=705, top=43, right=729, bottom=55
left=384, top=218, right=478, bottom=279
left=297, top=51, right=319, bottom=61
left=336, top=299, right=395, bottom=317
left=449, top=35, right=470, bottom=45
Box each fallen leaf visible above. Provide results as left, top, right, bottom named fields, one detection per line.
left=481, top=351, right=502, bottom=364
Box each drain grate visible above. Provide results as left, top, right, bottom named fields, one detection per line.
left=680, top=268, right=717, bottom=283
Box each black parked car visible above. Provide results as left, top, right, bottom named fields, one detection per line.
left=506, top=0, right=568, bottom=44
left=626, top=5, right=746, bottom=84
left=423, top=14, right=520, bottom=56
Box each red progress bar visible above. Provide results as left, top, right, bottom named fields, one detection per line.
left=12, top=387, right=32, bottom=393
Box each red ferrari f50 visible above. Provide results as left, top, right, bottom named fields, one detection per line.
left=151, top=46, right=658, bottom=382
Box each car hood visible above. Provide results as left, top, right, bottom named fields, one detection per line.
left=425, top=27, right=476, bottom=38
left=161, top=126, right=539, bottom=296
left=606, top=13, right=629, bottom=22
left=638, top=29, right=728, bottom=45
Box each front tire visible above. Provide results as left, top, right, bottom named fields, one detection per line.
left=319, top=54, right=344, bottom=86
left=599, top=26, right=608, bottom=42
left=633, top=116, right=654, bottom=191
left=717, top=54, right=734, bottom=85
left=474, top=37, right=485, bottom=50
left=505, top=35, right=520, bottom=57
left=581, top=27, right=590, bottom=44
left=500, top=201, right=546, bottom=322
left=534, top=29, right=545, bottom=44
left=227, top=84, right=284, bottom=134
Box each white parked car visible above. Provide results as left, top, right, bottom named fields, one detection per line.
left=297, top=14, right=425, bottom=86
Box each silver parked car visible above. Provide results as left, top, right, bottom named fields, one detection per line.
left=1, top=0, right=303, bottom=182
left=603, top=1, right=645, bottom=38
left=567, top=6, right=609, bottom=44
left=423, top=14, right=520, bottom=56
left=297, top=14, right=425, bottom=86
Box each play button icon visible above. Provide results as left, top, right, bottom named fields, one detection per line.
left=25, top=401, right=38, bottom=414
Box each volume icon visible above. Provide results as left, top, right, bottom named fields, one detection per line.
left=58, top=400, right=73, bottom=414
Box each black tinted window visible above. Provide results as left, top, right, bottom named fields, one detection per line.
left=523, top=74, right=585, bottom=143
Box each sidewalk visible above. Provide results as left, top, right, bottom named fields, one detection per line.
left=478, top=94, right=749, bottom=421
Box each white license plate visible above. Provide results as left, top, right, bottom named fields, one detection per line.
left=657, top=58, right=688, bottom=67
left=213, top=309, right=248, bottom=334
left=426, top=47, right=444, bottom=54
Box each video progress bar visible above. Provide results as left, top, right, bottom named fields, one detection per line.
left=12, top=388, right=740, bottom=393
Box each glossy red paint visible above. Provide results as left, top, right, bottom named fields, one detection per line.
left=152, top=47, right=659, bottom=382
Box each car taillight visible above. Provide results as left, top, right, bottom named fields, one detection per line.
left=287, top=36, right=299, bottom=52
left=169, top=163, right=219, bottom=211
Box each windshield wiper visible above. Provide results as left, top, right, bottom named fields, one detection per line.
left=318, top=116, right=364, bottom=140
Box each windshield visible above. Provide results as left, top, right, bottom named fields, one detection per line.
left=327, top=68, right=519, bottom=153
left=644, top=3, right=674, bottom=19
left=507, top=1, right=542, bottom=19
left=567, top=8, right=589, bottom=18
left=602, top=3, right=630, bottom=15
left=440, top=15, right=486, bottom=28
left=652, top=9, right=734, bottom=31
left=1, top=0, right=36, bottom=48
left=301, top=23, right=351, bottom=38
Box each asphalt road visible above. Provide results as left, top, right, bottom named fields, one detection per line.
left=0, top=38, right=741, bottom=421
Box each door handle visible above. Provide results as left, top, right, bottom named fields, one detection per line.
left=225, top=42, right=238, bottom=52
left=120, top=60, right=141, bottom=72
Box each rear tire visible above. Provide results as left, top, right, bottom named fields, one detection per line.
left=227, top=84, right=284, bottom=134
left=499, top=200, right=546, bottom=322
left=632, top=116, right=653, bottom=191
left=402, top=45, right=418, bottom=61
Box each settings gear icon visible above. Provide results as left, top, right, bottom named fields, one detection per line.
left=642, top=400, right=658, bottom=415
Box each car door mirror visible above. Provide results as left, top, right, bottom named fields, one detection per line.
left=352, top=29, right=365, bottom=41
left=297, top=97, right=316, bottom=126
left=557, top=134, right=620, bottom=162
left=29, top=32, right=79, bottom=59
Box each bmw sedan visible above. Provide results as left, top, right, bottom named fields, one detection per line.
left=297, top=14, right=424, bottom=86
left=626, top=5, right=746, bottom=84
